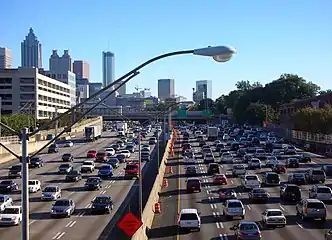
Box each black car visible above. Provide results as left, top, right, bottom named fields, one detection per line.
left=125, top=145, right=135, bottom=153
left=322, top=165, right=332, bottom=177
left=108, top=158, right=120, bottom=168
left=298, top=153, right=312, bottom=163
left=286, top=158, right=299, bottom=168
left=90, top=196, right=114, bottom=214
left=280, top=184, right=301, bottom=202
left=62, top=153, right=74, bottom=162
left=141, top=152, right=150, bottom=162
left=248, top=188, right=270, bottom=202
left=65, top=170, right=82, bottom=182
left=48, top=144, right=59, bottom=153
left=116, top=153, right=126, bottom=163
left=85, top=177, right=102, bottom=190
left=110, top=144, right=120, bottom=151
left=0, top=180, right=19, bottom=193
left=29, top=157, right=44, bottom=168
left=215, top=143, right=224, bottom=152
left=207, top=163, right=220, bottom=175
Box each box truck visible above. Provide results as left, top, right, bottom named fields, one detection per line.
left=207, top=127, right=218, bottom=141
left=84, top=125, right=102, bottom=142
left=116, top=122, right=128, bottom=136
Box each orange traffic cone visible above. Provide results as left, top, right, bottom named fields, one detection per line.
left=154, top=202, right=161, bottom=213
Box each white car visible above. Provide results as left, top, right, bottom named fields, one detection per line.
left=255, top=149, right=266, bottom=159
left=261, top=209, right=286, bottom=227
left=63, top=141, right=74, bottom=147
left=223, top=134, right=230, bottom=140
left=0, top=206, right=22, bottom=226
left=285, top=145, right=297, bottom=154
left=241, top=174, right=261, bottom=189
left=41, top=186, right=61, bottom=201
left=272, top=149, right=283, bottom=157
left=194, top=131, right=202, bottom=138
left=309, top=185, right=332, bottom=201
left=81, top=160, right=95, bottom=173
left=0, top=195, right=13, bottom=212
left=28, top=180, right=41, bottom=193
left=266, top=156, right=279, bottom=168
left=221, top=152, right=234, bottom=164
left=248, top=159, right=261, bottom=169
left=105, top=148, right=115, bottom=156
left=223, top=199, right=245, bottom=220
left=184, top=156, right=196, bottom=165
left=177, top=208, right=201, bottom=231
left=119, top=150, right=131, bottom=158
left=232, top=164, right=246, bottom=176
left=127, top=132, right=134, bottom=138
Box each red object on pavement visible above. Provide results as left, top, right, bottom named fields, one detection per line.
left=117, top=212, right=143, bottom=237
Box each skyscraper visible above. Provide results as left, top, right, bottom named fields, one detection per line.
left=114, top=80, right=126, bottom=95
left=193, top=80, right=212, bottom=102
left=0, top=47, right=12, bottom=69
left=21, top=27, right=42, bottom=68
left=49, top=50, right=72, bottom=72
left=73, top=60, right=90, bottom=80
left=158, top=79, right=175, bottom=100
left=102, top=51, right=115, bottom=89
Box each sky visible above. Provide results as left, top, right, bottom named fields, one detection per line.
left=1, top=0, right=331, bottom=100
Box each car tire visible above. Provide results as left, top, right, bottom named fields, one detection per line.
left=322, top=217, right=326, bottom=221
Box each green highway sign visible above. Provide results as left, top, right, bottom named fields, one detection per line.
left=177, top=110, right=187, bottom=117
left=202, top=110, right=213, bottom=117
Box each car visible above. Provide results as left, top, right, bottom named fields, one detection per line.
left=272, top=149, right=283, bottom=158
left=223, top=199, right=245, bottom=220
left=124, top=162, right=139, bottom=179
left=322, top=165, right=332, bottom=177
left=58, top=163, right=73, bottom=174
left=241, top=174, right=261, bottom=190
left=110, top=144, right=121, bottom=151
left=87, top=150, right=97, bottom=158
left=116, top=153, right=127, bottom=163
left=62, top=153, right=74, bottom=162
left=41, top=186, right=61, bottom=201
left=285, top=158, right=299, bottom=168
left=255, top=149, right=266, bottom=159
left=63, top=141, right=74, bottom=147
left=0, top=206, right=22, bottom=226
left=108, top=158, right=120, bottom=168
left=186, top=178, right=201, bottom=193
left=262, top=172, right=280, bottom=186
left=248, top=158, right=261, bottom=169
left=207, top=163, right=220, bottom=175
left=51, top=199, right=76, bottom=218
left=48, top=144, right=59, bottom=153
left=85, top=177, right=102, bottom=190
left=232, top=221, right=262, bottom=240
left=0, top=195, right=13, bottom=212
left=184, top=156, right=195, bottom=165
left=149, top=137, right=157, bottom=145
left=141, top=147, right=150, bottom=154
left=104, top=148, right=115, bottom=156
left=213, top=174, right=227, bottom=185
left=215, top=143, right=224, bottom=152
left=29, top=157, right=44, bottom=168
left=221, top=152, right=233, bottom=164
left=232, top=164, right=246, bottom=177
left=96, top=152, right=108, bottom=162
left=296, top=198, right=327, bottom=221
left=28, top=180, right=41, bottom=193
left=265, top=156, right=278, bottom=168
left=288, top=173, right=306, bottom=185
left=98, top=164, right=113, bottom=178
left=177, top=208, right=201, bottom=232
left=285, top=145, right=297, bottom=154
left=118, top=150, right=131, bottom=158
left=248, top=188, right=270, bottom=202
left=280, top=184, right=301, bottom=202
left=141, top=152, right=150, bottom=162
left=65, top=170, right=82, bottom=182
left=142, top=144, right=150, bottom=151
left=298, top=153, right=312, bottom=163
left=272, top=163, right=286, bottom=174
left=308, top=185, right=332, bottom=201
left=0, top=180, right=18, bottom=193
left=120, top=137, right=128, bottom=143
left=243, top=154, right=254, bottom=163
left=116, top=140, right=125, bottom=148
left=90, top=196, right=114, bottom=214
left=81, top=160, right=95, bottom=173
left=305, top=168, right=326, bottom=183
left=219, top=189, right=237, bottom=201
left=8, top=164, right=22, bottom=178
left=125, top=144, right=135, bottom=153
left=203, top=153, right=215, bottom=164
left=261, top=209, right=286, bottom=228
left=185, top=166, right=198, bottom=177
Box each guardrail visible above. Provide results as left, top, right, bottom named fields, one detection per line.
left=291, top=130, right=332, bottom=144
left=131, top=131, right=174, bottom=240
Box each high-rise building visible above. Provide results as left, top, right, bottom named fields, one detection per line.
left=21, top=28, right=42, bottom=68
left=193, top=80, right=212, bottom=102
left=0, top=47, right=12, bottom=69
left=102, top=51, right=115, bottom=89
left=49, top=50, right=72, bottom=72
left=89, top=82, right=103, bottom=97
left=114, top=80, right=126, bottom=96
left=158, top=79, right=175, bottom=101
left=76, top=78, right=89, bottom=103
left=73, top=60, right=90, bottom=80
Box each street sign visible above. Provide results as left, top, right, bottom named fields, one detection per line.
left=117, top=212, right=143, bottom=237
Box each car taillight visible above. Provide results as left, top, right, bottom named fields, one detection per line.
left=225, top=207, right=228, bottom=212
left=303, top=207, right=307, bottom=214
left=257, top=231, right=262, bottom=237
left=239, top=232, right=245, bottom=237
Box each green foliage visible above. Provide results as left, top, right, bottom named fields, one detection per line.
left=292, top=106, right=332, bottom=134
left=197, top=98, right=216, bottom=113
left=1, top=114, right=35, bottom=135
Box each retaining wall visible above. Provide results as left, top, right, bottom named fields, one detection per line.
left=131, top=133, right=174, bottom=240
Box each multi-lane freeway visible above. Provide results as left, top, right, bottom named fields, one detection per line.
left=151, top=130, right=332, bottom=240
left=0, top=129, right=157, bottom=240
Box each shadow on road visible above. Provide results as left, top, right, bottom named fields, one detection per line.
left=147, top=225, right=179, bottom=238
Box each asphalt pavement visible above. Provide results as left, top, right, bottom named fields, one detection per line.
left=150, top=133, right=332, bottom=240
left=0, top=130, right=157, bottom=240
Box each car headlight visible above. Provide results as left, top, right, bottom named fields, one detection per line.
left=51, top=209, right=55, bottom=213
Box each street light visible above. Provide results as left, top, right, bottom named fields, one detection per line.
left=0, top=45, right=236, bottom=240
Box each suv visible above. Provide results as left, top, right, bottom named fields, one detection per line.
left=81, top=161, right=95, bottom=173
left=186, top=178, right=201, bottom=193
left=186, top=166, right=197, bottom=177
left=248, top=188, right=270, bottom=202
left=262, top=172, right=280, bottom=186
left=296, top=198, right=327, bottom=221
left=207, top=163, right=220, bottom=175
left=178, top=209, right=201, bottom=232
left=223, top=199, right=245, bottom=220
left=124, top=163, right=139, bottom=179
left=232, top=165, right=246, bottom=177
left=308, top=185, right=332, bottom=201
left=305, top=169, right=326, bottom=183
left=241, top=174, right=261, bottom=190
left=288, top=173, right=306, bottom=185
left=248, top=158, right=261, bottom=169
left=285, top=158, right=299, bottom=168
left=8, top=165, right=22, bottom=178
left=280, top=184, right=301, bottom=202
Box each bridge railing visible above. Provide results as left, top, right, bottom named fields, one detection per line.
left=291, top=130, right=332, bottom=144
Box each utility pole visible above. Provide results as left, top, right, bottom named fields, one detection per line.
left=54, top=108, right=58, bottom=136
left=21, top=128, right=29, bottom=240
left=138, top=134, right=142, bottom=220
left=0, top=97, right=2, bottom=154
left=156, top=117, right=160, bottom=172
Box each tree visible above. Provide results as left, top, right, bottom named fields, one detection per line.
left=1, top=114, right=35, bottom=136
left=234, top=103, right=278, bottom=125
left=319, top=89, right=332, bottom=95
left=215, top=96, right=227, bottom=114
left=197, top=98, right=216, bottom=113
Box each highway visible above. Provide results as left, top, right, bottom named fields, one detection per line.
left=150, top=132, right=332, bottom=240
left=0, top=130, right=157, bottom=240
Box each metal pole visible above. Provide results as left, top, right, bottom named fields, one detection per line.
left=168, top=107, right=172, bottom=136
left=54, top=108, right=58, bottom=136
left=0, top=97, right=2, bottom=154
left=157, top=118, right=160, bottom=172
left=138, top=134, right=143, bottom=220
left=21, top=127, right=29, bottom=240
left=163, top=115, right=166, bottom=142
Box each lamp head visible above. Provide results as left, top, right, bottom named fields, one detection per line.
left=193, top=45, right=236, bottom=63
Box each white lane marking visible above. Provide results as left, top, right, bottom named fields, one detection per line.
left=238, top=192, right=242, bottom=196
left=77, top=211, right=85, bottom=217
left=65, top=221, right=73, bottom=227
left=216, top=222, right=221, bottom=228
left=219, top=222, right=224, bottom=228
left=311, top=161, right=316, bottom=164
left=56, top=232, right=66, bottom=239
left=247, top=205, right=251, bottom=210
left=29, top=220, right=35, bottom=225
left=213, top=204, right=217, bottom=209
left=230, top=180, right=234, bottom=184
left=297, top=222, right=304, bottom=229
left=207, top=185, right=211, bottom=188
left=220, top=165, right=223, bottom=168
left=84, top=203, right=91, bottom=208
left=52, top=232, right=61, bottom=240
left=216, top=212, right=220, bottom=217
left=100, top=190, right=106, bottom=194
left=206, top=190, right=210, bottom=194
left=220, top=234, right=228, bottom=240
left=280, top=205, right=285, bottom=211
left=68, top=221, right=76, bottom=228
left=209, top=197, right=212, bottom=201
left=210, top=204, right=215, bottom=209
left=68, top=192, right=74, bottom=196
left=213, top=212, right=216, bottom=217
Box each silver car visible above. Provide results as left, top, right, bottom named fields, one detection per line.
left=41, top=186, right=61, bottom=201
left=296, top=198, right=327, bottom=221
left=51, top=199, right=75, bottom=218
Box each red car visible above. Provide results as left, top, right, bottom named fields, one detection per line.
left=213, top=174, right=228, bottom=185
left=87, top=150, right=97, bottom=158
left=272, top=164, right=286, bottom=174
left=96, top=152, right=108, bottom=162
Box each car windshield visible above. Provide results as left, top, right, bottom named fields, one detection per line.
left=28, top=180, right=37, bottom=185
left=94, top=197, right=111, bottom=204
left=63, top=154, right=71, bottom=157
left=294, top=174, right=304, bottom=178
left=286, top=186, right=300, bottom=192
left=97, top=152, right=106, bottom=157
left=126, top=165, right=138, bottom=170
left=88, top=150, right=96, bottom=153
left=267, top=211, right=283, bottom=216
left=10, top=165, right=21, bottom=171
left=0, top=196, right=5, bottom=202
left=317, top=187, right=331, bottom=193
left=267, top=174, right=279, bottom=180
left=87, top=178, right=100, bottom=183
left=187, top=180, right=200, bottom=186
left=54, top=200, right=70, bottom=206
left=69, top=170, right=79, bottom=175
left=100, top=165, right=110, bottom=170
left=307, top=202, right=325, bottom=209
left=30, top=157, right=40, bottom=162
left=3, top=208, right=19, bottom=214
left=44, top=187, right=56, bottom=192
left=240, top=223, right=258, bottom=230
left=180, top=213, right=198, bottom=220
left=60, top=164, right=70, bottom=168
left=246, top=176, right=258, bottom=180
left=234, top=165, right=245, bottom=169
left=312, top=170, right=324, bottom=175
left=253, top=189, right=266, bottom=194
left=83, top=162, right=93, bottom=165
left=228, top=202, right=243, bottom=208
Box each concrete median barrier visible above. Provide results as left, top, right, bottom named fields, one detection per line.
left=131, top=133, right=173, bottom=240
